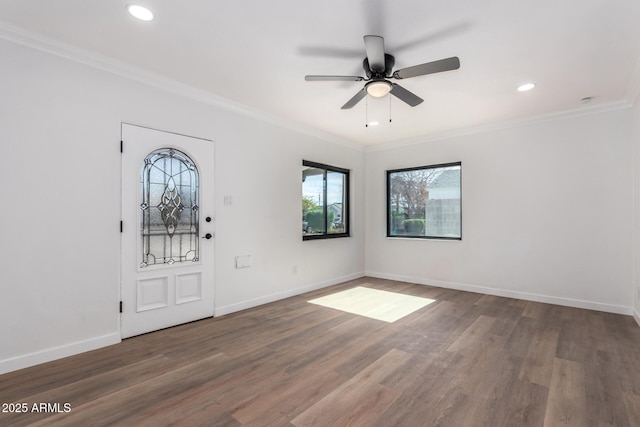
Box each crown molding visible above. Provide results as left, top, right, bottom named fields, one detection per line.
left=3, top=19, right=637, bottom=155
left=365, top=99, right=632, bottom=153
left=0, top=21, right=364, bottom=152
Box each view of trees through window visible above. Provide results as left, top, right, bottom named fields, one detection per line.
left=302, top=161, right=349, bottom=240
left=387, top=162, right=461, bottom=239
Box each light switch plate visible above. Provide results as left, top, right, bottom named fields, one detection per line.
left=235, top=255, right=251, bottom=268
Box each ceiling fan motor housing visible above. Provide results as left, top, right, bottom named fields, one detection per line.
left=363, top=54, right=395, bottom=79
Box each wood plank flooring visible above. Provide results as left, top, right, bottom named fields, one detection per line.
left=2, top=277, right=640, bottom=426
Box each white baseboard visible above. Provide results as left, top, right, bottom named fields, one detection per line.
left=0, top=333, right=121, bottom=376
left=214, top=271, right=366, bottom=316
left=0, top=273, right=366, bottom=375
left=365, top=271, right=633, bottom=316
left=4, top=274, right=632, bottom=376
left=634, top=309, right=640, bottom=327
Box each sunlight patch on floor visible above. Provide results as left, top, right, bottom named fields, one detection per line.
left=308, top=286, right=435, bottom=323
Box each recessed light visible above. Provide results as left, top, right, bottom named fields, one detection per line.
left=367, top=121, right=380, bottom=127
left=517, top=83, right=536, bottom=92
left=127, top=4, right=154, bottom=21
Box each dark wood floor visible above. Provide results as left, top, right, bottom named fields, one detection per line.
left=2, top=277, right=640, bottom=426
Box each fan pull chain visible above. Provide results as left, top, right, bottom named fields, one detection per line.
left=363, top=94, right=394, bottom=128
left=365, top=96, right=369, bottom=128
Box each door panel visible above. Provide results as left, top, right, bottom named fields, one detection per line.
left=121, top=123, right=214, bottom=338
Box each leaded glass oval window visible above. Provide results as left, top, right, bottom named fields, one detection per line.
left=140, top=148, right=199, bottom=268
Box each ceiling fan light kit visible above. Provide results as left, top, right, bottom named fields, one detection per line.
left=305, top=35, right=460, bottom=110
left=366, top=80, right=392, bottom=97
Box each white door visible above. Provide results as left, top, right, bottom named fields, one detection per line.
left=121, top=123, right=214, bottom=338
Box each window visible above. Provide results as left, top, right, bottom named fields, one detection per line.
left=140, top=148, right=200, bottom=267
left=302, top=160, right=350, bottom=240
left=387, top=162, right=461, bottom=239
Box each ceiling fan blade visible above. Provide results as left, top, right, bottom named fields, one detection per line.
left=393, top=57, right=460, bottom=79
left=341, top=88, right=367, bottom=109
left=305, top=75, right=364, bottom=82
left=392, top=23, right=470, bottom=54
left=390, top=83, right=424, bottom=107
left=363, top=35, right=386, bottom=72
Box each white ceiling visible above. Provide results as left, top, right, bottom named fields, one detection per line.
left=1, top=0, right=640, bottom=146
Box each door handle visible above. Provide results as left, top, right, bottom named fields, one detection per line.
left=203, top=233, right=213, bottom=239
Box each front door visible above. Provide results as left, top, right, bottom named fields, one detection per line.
left=121, top=123, right=214, bottom=338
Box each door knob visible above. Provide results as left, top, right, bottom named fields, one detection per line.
left=203, top=233, right=213, bottom=239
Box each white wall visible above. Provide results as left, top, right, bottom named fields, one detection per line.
left=2, top=30, right=638, bottom=375
left=633, top=97, right=640, bottom=324
left=366, top=110, right=634, bottom=313
left=0, top=37, right=365, bottom=373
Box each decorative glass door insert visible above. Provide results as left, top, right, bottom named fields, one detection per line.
left=140, top=148, right=199, bottom=268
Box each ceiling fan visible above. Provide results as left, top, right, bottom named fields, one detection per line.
left=305, top=35, right=460, bottom=109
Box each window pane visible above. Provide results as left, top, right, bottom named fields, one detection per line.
left=140, top=148, right=200, bottom=267
left=302, top=166, right=326, bottom=235
left=327, top=171, right=346, bottom=234
left=388, top=163, right=461, bottom=239
left=302, top=160, right=350, bottom=240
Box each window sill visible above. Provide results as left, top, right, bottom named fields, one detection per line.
left=303, top=233, right=350, bottom=241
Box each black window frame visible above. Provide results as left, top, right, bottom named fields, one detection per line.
left=386, top=161, right=462, bottom=240
left=302, top=160, right=350, bottom=241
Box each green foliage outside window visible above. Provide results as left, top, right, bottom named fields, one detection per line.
left=302, top=196, right=318, bottom=216
left=305, top=210, right=335, bottom=233
left=402, top=218, right=425, bottom=234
